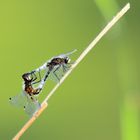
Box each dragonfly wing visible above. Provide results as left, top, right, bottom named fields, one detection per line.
left=56, top=49, right=77, bottom=58
left=48, top=64, right=71, bottom=83
left=9, top=92, right=27, bottom=107
left=24, top=98, right=41, bottom=117
left=9, top=91, right=40, bottom=116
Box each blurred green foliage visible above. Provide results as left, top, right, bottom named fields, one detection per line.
left=0, top=0, right=139, bottom=140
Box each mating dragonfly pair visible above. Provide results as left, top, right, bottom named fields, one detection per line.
left=9, top=50, right=76, bottom=116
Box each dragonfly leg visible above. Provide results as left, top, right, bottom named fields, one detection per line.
left=30, top=72, right=37, bottom=81
left=62, top=64, right=67, bottom=73
left=62, top=65, right=69, bottom=73
left=68, top=61, right=75, bottom=66
left=53, top=65, right=61, bottom=82
left=32, top=70, right=42, bottom=85
left=63, top=63, right=72, bottom=71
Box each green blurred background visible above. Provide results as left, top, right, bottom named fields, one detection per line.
left=0, top=0, right=139, bottom=140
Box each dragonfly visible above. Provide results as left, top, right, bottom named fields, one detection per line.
left=9, top=72, right=43, bottom=116
left=9, top=49, right=77, bottom=116
left=32, top=49, right=77, bottom=84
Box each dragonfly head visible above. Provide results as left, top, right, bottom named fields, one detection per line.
left=22, top=73, right=32, bottom=82
left=65, top=57, right=71, bottom=64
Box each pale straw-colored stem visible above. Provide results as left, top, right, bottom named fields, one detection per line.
left=13, top=3, right=130, bottom=140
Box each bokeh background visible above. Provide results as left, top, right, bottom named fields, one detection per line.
left=0, top=0, right=139, bottom=140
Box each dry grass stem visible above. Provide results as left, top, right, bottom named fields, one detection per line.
left=13, top=3, right=130, bottom=140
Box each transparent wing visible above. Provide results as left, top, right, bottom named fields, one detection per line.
left=9, top=92, right=27, bottom=107
left=24, top=97, right=41, bottom=117
left=54, top=49, right=77, bottom=59
left=9, top=91, right=40, bottom=116
left=48, top=66, right=63, bottom=83
left=48, top=64, right=71, bottom=83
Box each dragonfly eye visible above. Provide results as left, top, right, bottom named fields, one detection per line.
left=27, top=75, right=31, bottom=80
left=65, top=57, right=70, bottom=63
left=67, top=58, right=71, bottom=63
left=22, top=73, right=32, bottom=81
